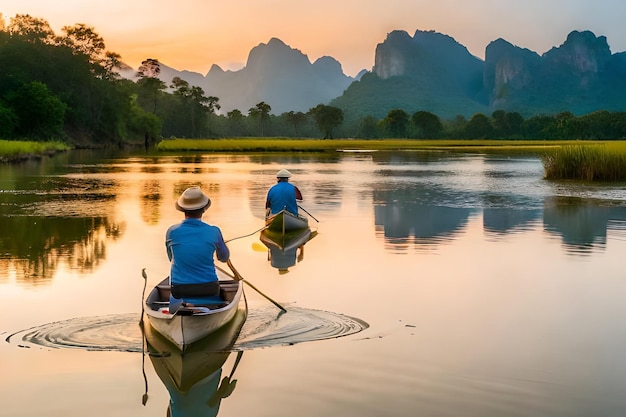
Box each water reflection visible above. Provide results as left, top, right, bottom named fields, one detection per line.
left=259, top=228, right=318, bottom=274
left=543, top=196, right=626, bottom=254
left=140, top=180, right=163, bottom=225
left=0, top=216, right=123, bottom=283
left=373, top=185, right=477, bottom=250
left=483, top=208, right=542, bottom=236
left=144, top=310, right=247, bottom=417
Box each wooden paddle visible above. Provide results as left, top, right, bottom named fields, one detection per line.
left=298, top=205, right=319, bottom=222
left=139, top=268, right=148, bottom=326
left=226, top=259, right=287, bottom=313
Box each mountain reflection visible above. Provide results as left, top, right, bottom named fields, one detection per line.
left=543, top=196, right=626, bottom=254
left=373, top=185, right=476, bottom=250
left=0, top=216, right=124, bottom=284
left=483, top=208, right=542, bottom=236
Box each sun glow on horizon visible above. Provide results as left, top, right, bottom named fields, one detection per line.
left=2, top=0, right=625, bottom=77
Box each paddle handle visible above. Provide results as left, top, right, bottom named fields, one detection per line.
left=298, top=205, right=319, bottom=222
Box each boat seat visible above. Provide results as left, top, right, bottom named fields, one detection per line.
left=156, top=283, right=171, bottom=301
left=219, top=281, right=240, bottom=302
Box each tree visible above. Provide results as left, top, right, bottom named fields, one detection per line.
left=308, top=104, right=344, bottom=139
left=170, top=77, right=220, bottom=137
left=5, top=81, right=67, bottom=140
left=226, top=109, right=245, bottom=136
left=7, top=14, right=55, bottom=44
left=282, top=111, right=307, bottom=136
left=59, top=24, right=105, bottom=65
left=136, top=59, right=166, bottom=114
left=248, top=101, right=271, bottom=136
left=0, top=102, right=18, bottom=138
left=412, top=111, right=443, bottom=139
left=357, top=115, right=379, bottom=138
left=137, top=58, right=161, bottom=79
left=382, top=109, right=409, bottom=138
left=491, top=110, right=508, bottom=138
left=102, top=51, right=123, bottom=80
left=464, top=113, right=493, bottom=139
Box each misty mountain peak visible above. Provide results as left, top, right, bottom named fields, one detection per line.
left=373, top=29, right=481, bottom=79
left=543, top=30, right=612, bottom=73
left=245, top=37, right=312, bottom=75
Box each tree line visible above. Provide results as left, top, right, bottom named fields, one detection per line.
left=2, top=14, right=626, bottom=146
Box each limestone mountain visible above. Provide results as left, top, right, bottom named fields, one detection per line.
left=330, top=29, right=488, bottom=121
left=484, top=30, right=626, bottom=115
left=205, top=38, right=356, bottom=114
left=122, top=29, right=626, bottom=122
left=126, top=37, right=357, bottom=115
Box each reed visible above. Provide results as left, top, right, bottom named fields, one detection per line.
left=156, top=138, right=575, bottom=153
left=543, top=143, right=626, bottom=181
left=0, top=140, right=69, bottom=161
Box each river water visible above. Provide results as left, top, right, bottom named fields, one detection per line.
left=2, top=149, right=626, bottom=416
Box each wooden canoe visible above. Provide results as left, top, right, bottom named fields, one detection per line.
left=144, top=268, right=245, bottom=351
left=265, top=208, right=308, bottom=233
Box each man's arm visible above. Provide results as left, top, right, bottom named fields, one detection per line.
left=215, top=229, right=230, bottom=262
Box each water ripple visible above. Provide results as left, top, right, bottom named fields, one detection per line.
left=5, top=307, right=368, bottom=352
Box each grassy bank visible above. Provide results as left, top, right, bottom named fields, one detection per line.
left=155, top=137, right=585, bottom=153
left=0, top=140, right=70, bottom=162
left=543, top=143, right=626, bottom=181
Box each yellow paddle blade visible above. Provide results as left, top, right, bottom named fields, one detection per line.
left=252, top=242, right=267, bottom=252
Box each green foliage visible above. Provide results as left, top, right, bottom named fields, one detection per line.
left=464, top=113, right=494, bottom=139
left=357, top=116, right=379, bottom=138
left=248, top=102, right=272, bottom=136
left=0, top=101, right=18, bottom=137
left=5, top=81, right=67, bottom=140
left=412, top=111, right=443, bottom=139
left=308, top=104, right=344, bottom=138
left=0, top=14, right=143, bottom=144
left=381, top=109, right=410, bottom=138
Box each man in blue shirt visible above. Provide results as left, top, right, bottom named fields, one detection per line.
left=166, top=186, right=230, bottom=310
left=266, top=169, right=303, bottom=216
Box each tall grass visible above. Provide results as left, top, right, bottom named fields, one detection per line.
left=156, top=137, right=570, bottom=153
left=543, top=143, right=626, bottom=181
left=0, top=140, right=69, bottom=161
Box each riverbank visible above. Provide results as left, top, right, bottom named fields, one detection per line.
left=155, top=138, right=626, bottom=182
left=155, top=137, right=578, bottom=153
left=0, top=140, right=70, bottom=162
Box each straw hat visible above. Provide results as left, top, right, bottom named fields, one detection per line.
left=175, top=186, right=211, bottom=211
left=276, top=169, right=292, bottom=178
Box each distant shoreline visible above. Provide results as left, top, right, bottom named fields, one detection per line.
left=155, top=138, right=596, bottom=153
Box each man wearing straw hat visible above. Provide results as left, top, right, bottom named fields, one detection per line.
left=266, top=168, right=303, bottom=217
left=166, top=186, right=230, bottom=310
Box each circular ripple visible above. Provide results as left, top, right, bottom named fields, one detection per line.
left=5, top=307, right=368, bottom=352
left=234, top=306, right=369, bottom=350
left=5, top=313, right=143, bottom=352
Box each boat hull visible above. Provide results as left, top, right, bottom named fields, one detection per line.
left=260, top=227, right=313, bottom=251
left=144, top=307, right=247, bottom=392
left=265, top=209, right=308, bottom=232
left=144, top=269, right=244, bottom=351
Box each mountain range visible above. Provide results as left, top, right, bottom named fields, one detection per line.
left=121, top=29, right=626, bottom=120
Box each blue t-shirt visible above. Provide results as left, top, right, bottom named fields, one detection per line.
left=266, top=182, right=299, bottom=215
left=165, top=218, right=229, bottom=285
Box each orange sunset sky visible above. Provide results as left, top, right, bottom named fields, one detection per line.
left=2, top=1, right=625, bottom=77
